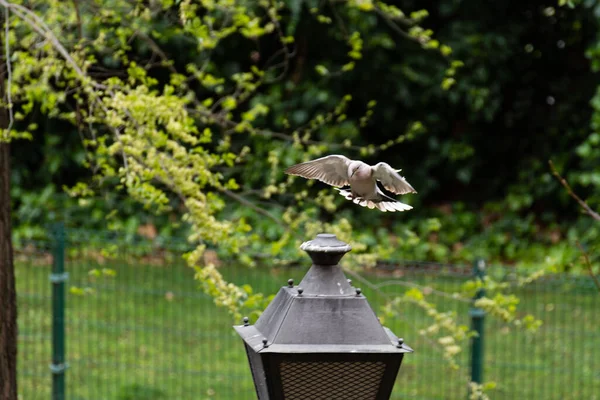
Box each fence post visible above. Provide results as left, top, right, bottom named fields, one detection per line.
left=50, top=223, right=67, bottom=400
left=469, top=258, right=486, bottom=394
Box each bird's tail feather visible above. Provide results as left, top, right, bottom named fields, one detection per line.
left=336, top=189, right=412, bottom=212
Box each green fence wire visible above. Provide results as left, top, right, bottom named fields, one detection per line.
left=16, top=228, right=600, bottom=399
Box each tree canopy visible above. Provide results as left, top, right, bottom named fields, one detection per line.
left=3, top=0, right=600, bottom=310
left=6, top=0, right=600, bottom=271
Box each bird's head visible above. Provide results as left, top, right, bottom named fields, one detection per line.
left=348, top=161, right=368, bottom=178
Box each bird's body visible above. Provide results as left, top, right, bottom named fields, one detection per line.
left=285, top=155, right=416, bottom=212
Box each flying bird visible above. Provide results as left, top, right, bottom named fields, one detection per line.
left=285, top=155, right=416, bottom=212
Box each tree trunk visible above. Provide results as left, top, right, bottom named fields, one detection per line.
left=0, top=142, right=17, bottom=400
left=0, top=8, right=18, bottom=398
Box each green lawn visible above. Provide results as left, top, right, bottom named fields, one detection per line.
left=16, top=253, right=600, bottom=399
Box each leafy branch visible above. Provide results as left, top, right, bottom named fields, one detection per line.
left=576, top=241, right=600, bottom=292
left=549, top=159, right=600, bottom=292
left=549, top=160, right=600, bottom=221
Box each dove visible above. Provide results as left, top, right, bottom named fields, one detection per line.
left=285, top=155, right=416, bottom=212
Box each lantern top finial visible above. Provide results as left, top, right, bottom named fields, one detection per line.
left=300, top=233, right=352, bottom=265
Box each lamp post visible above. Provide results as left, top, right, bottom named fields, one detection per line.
left=234, top=233, right=412, bottom=400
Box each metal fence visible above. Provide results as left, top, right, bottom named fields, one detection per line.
left=17, top=226, right=600, bottom=399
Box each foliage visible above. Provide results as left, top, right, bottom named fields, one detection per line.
left=380, top=266, right=545, bottom=370
left=3, top=0, right=599, bottom=272
left=4, top=1, right=600, bottom=395
left=382, top=287, right=473, bottom=369
left=468, top=382, right=496, bottom=400
left=1, top=0, right=456, bottom=315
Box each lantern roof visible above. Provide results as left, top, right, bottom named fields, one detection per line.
left=234, top=234, right=412, bottom=353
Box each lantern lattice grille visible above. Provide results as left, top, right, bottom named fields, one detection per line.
left=279, top=361, right=386, bottom=399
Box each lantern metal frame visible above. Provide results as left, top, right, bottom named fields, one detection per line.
left=234, top=233, right=413, bottom=400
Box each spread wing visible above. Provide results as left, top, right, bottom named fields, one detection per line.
left=284, top=155, right=352, bottom=187
left=372, top=162, right=417, bottom=195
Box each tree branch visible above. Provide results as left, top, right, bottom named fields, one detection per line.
left=262, top=1, right=295, bottom=83
left=2, top=6, right=12, bottom=136
left=134, top=30, right=178, bottom=75
left=549, top=159, right=600, bottom=221
left=0, top=1, right=96, bottom=87
left=373, top=6, right=421, bottom=44
left=190, top=107, right=366, bottom=151
left=71, top=0, right=83, bottom=39
left=219, top=188, right=292, bottom=233
left=374, top=279, right=471, bottom=303
left=549, top=160, right=600, bottom=292
left=576, top=241, right=600, bottom=293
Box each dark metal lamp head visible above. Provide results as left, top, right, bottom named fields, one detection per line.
left=234, top=233, right=412, bottom=400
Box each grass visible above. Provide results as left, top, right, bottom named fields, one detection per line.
left=16, top=249, right=600, bottom=399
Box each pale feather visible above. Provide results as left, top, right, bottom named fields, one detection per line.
left=285, top=155, right=351, bottom=187
left=336, top=189, right=412, bottom=213
left=372, top=162, right=417, bottom=195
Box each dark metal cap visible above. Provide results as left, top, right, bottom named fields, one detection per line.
left=297, top=233, right=354, bottom=295
left=300, top=233, right=352, bottom=265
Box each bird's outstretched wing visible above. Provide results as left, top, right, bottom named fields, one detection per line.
left=285, top=155, right=352, bottom=187
left=372, top=162, right=417, bottom=195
